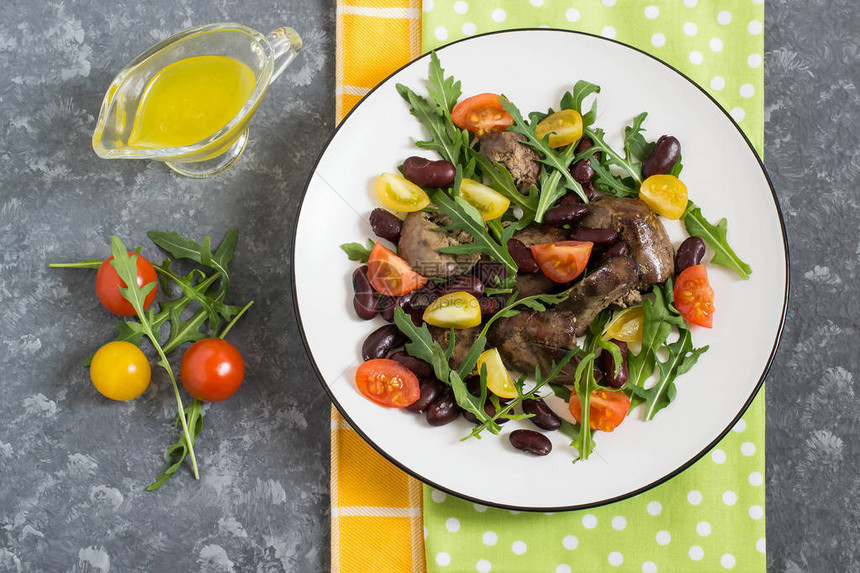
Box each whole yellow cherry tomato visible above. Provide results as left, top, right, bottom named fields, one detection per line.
left=423, top=292, right=482, bottom=329
left=459, top=178, right=510, bottom=221
left=535, top=109, right=583, bottom=148
left=90, top=341, right=151, bottom=401
left=639, top=174, right=688, bottom=219
left=375, top=173, right=430, bottom=212
left=476, top=348, right=517, bottom=399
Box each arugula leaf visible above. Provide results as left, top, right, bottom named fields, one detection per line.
left=559, top=80, right=601, bottom=128
left=627, top=286, right=674, bottom=390
left=580, top=126, right=641, bottom=196
left=426, top=52, right=461, bottom=115
left=500, top=97, right=589, bottom=214
left=467, top=148, right=538, bottom=222
left=623, top=112, right=652, bottom=163
left=147, top=399, right=204, bottom=490
left=632, top=328, right=709, bottom=420
left=340, top=239, right=375, bottom=263
left=393, top=308, right=451, bottom=383
left=48, top=259, right=103, bottom=269
left=558, top=419, right=581, bottom=443
left=431, top=189, right=518, bottom=274
left=569, top=313, right=613, bottom=461
left=682, top=201, right=752, bottom=279
left=148, top=229, right=237, bottom=290
left=668, top=155, right=684, bottom=177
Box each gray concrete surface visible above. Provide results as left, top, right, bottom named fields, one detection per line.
left=0, top=0, right=857, bottom=571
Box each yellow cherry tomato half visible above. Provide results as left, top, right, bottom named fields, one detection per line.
left=639, top=174, right=688, bottom=219
left=422, top=291, right=482, bottom=329
left=603, top=306, right=644, bottom=342
left=90, top=341, right=151, bottom=401
left=459, top=178, right=511, bottom=221
left=476, top=348, right=517, bottom=399
left=375, top=173, right=430, bottom=212
left=535, top=109, right=583, bottom=148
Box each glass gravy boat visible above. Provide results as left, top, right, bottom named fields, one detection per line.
left=92, top=23, right=301, bottom=178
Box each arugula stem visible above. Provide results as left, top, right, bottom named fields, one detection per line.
left=147, top=327, right=200, bottom=480
left=219, top=301, right=254, bottom=340
left=48, top=260, right=103, bottom=269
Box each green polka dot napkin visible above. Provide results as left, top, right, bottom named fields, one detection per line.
left=420, top=1, right=765, bottom=572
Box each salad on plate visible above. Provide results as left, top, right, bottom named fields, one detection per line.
left=340, top=53, right=751, bottom=462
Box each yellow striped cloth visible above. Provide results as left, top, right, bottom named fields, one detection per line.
left=331, top=2, right=424, bottom=571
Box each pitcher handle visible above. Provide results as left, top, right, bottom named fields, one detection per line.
left=266, top=27, right=302, bottom=83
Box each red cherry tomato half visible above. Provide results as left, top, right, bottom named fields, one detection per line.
left=673, top=264, right=715, bottom=328
left=530, top=241, right=594, bottom=283
left=451, top=93, right=513, bottom=136
left=355, top=359, right=420, bottom=408
left=180, top=338, right=246, bottom=402
left=569, top=388, right=631, bottom=432
left=366, top=242, right=428, bottom=297
left=95, top=253, right=157, bottom=316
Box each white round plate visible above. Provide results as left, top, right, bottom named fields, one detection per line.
left=293, top=29, right=787, bottom=510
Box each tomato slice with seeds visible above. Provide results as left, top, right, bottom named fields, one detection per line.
left=366, top=242, right=428, bottom=297
left=355, top=359, right=420, bottom=408
left=375, top=173, right=430, bottom=212
left=476, top=348, right=517, bottom=399
left=639, top=174, right=688, bottom=220
left=452, top=93, right=513, bottom=136
left=535, top=109, right=583, bottom=148
left=569, top=388, right=631, bottom=432
left=459, top=178, right=510, bottom=221
left=422, top=292, right=482, bottom=329
left=530, top=241, right=593, bottom=283
left=673, top=264, right=715, bottom=328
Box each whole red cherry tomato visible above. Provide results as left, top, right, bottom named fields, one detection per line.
left=95, top=253, right=157, bottom=316
left=180, top=338, right=246, bottom=402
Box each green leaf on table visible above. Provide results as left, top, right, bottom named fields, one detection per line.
left=109, top=236, right=156, bottom=319
left=148, top=229, right=238, bottom=291
left=147, top=399, right=204, bottom=490
left=682, top=201, right=752, bottom=279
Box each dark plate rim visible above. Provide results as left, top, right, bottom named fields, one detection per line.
left=290, top=28, right=789, bottom=512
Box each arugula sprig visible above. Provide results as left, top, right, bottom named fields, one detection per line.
left=108, top=236, right=200, bottom=481
left=682, top=201, right=752, bottom=279
left=431, top=188, right=519, bottom=275
left=396, top=53, right=470, bottom=169
left=626, top=282, right=708, bottom=419
left=500, top=97, right=589, bottom=218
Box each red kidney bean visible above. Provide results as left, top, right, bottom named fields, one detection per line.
left=406, top=379, right=443, bottom=413
left=438, top=274, right=484, bottom=298
left=361, top=324, right=406, bottom=361
left=378, top=295, right=396, bottom=322
left=402, top=156, right=456, bottom=188
left=507, top=238, right=539, bottom=273
left=522, top=398, right=562, bottom=431
left=389, top=351, right=434, bottom=379
left=478, top=296, right=501, bottom=316
left=543, top=203, right=589, bottom=226
left=406, top=306, right=424, bottom=326
left=407, top=283, right=440, bottom=310
left=599, top=340, right=628, bottom=388
left=509, top=429, right=552, bottom=456
left=675, top=236, right=706, bottom=275
left=463, top=402, right=509, bottom=425
left=569, top=227, right=618, bottom=247
left=570, top=159, right=595, bottom=183
left=369, top=208, right=402, bottom=243
left=642, top=135, right=681, bottom=179
left=426, top=387, right=460, bottom=426
left=352, top=266, right=378, bottom=320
